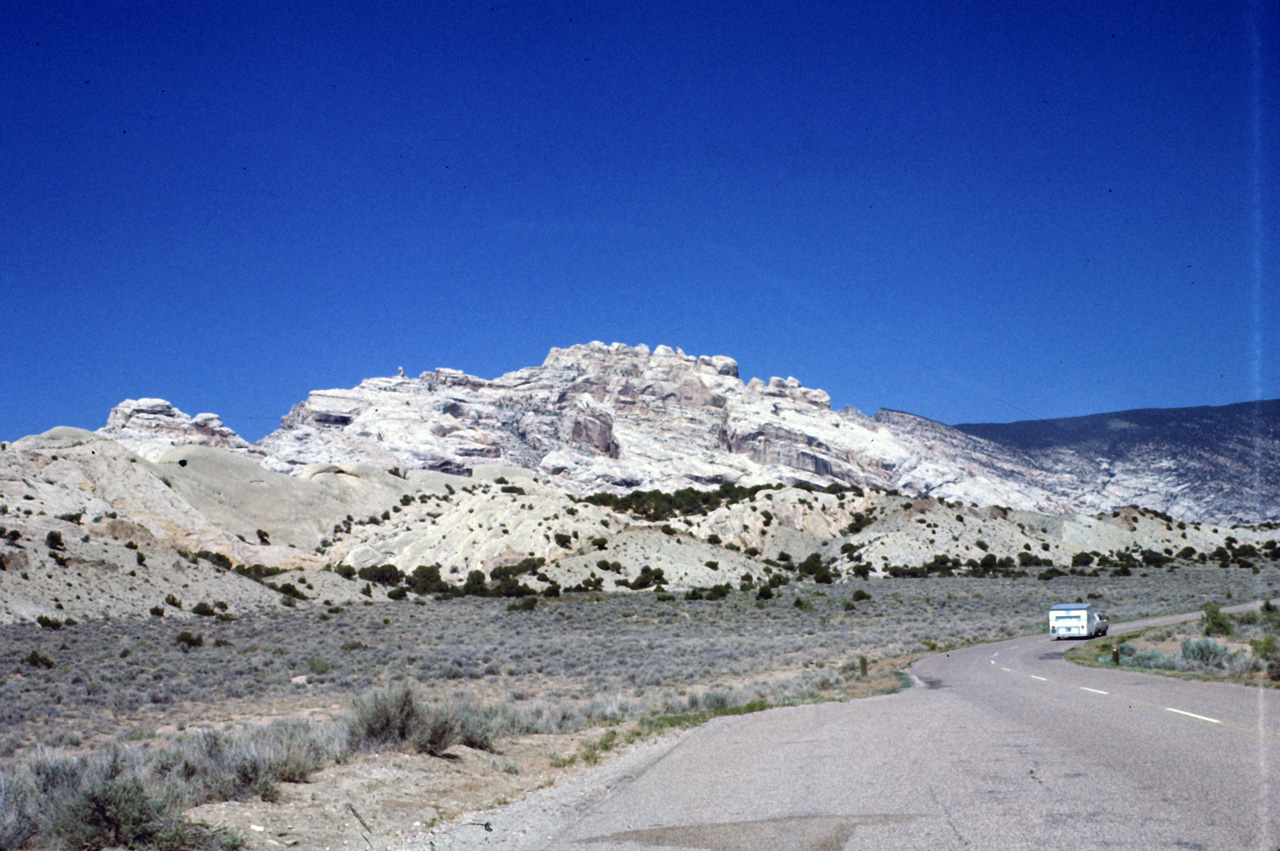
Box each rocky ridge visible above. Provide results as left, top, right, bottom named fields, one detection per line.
left=106, top=341, right=1277, bottom=524
left=100, top=398, right=260, bottom=461
left=2, top=342, right=1277, bottom=624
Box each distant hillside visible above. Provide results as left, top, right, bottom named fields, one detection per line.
left=952, top=400, right=1280, bottom=453
left=952, top=400, right=1280, bottom=523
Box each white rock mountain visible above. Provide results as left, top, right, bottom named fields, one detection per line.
left=101, top=342, right=1278, bottom=524
left=1, top=343, right=1276, bottom=623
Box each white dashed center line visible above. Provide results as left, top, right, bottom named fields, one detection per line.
left=1080, top=687, right=1109, bottom=695
left=1030, top=675, right=1048, bottom=681
left=1000, top=667, right=1012, bottom=672
left=1165, top=707, right=1221, bottom=724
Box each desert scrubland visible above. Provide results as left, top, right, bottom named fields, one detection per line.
left=3, top=560, right=1278, bottom=850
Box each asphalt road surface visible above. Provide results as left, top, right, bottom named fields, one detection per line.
left=491, top=605, right=1279, bottom=850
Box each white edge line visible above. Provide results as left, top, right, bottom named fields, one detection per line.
left=1165, top=707, right=1221, bottom=724
left=1030, top=675, right=1048, bottom=681
left=1080, top=687, right=1109, bottom=695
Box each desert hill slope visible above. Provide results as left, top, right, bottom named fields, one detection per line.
left=951, top=400, right=1280, bottom=524
left=2, top=342, right=1277, bottom=624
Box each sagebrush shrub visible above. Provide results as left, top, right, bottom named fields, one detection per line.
left=348, top=685, right=494, bottom=757
left=0, top=771, right=35, bottom=851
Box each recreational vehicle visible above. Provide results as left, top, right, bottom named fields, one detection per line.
left=1048, top=603, right=1109, bottom=639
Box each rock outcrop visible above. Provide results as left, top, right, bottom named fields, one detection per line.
left=252, top=342, right=1056, bottom=507
left=99, top=399, right=257, bottom=462
left=87, top=344, right=1280, bottom=523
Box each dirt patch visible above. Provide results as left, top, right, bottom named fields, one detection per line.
left=186, top=733, right=594, bottom=851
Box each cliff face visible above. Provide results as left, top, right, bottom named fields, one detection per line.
left=99, top=398, right=259, bottom=461
left=94, top=343, right=1280, bottom=523
left=248, top=342, right=1074, bottom=513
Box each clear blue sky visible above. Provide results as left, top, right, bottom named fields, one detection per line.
left=3, top=1, right=1277, bottom=442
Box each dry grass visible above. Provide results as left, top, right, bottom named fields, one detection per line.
left=2, top=562, right=1277, bottom=755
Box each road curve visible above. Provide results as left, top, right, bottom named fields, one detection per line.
left=424, top=606, right=1280, bottom=850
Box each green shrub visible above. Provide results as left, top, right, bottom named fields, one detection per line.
left=357, top=564, right=404, bottom=587
left=36, top=615, right=63, bottom=630
left=267, top=582, right=304, bottom=601
left=45, top=530, right=64, bottom=551
left=462, top=570, right=488, bottom=596
left=410, top=564, right=449, bottom=595
left=387, top=586, right=408, bottom=601
left=149, top=606, right=164, bottom=617
left=507, top=597, right=538, bottom=612
left=348, top=686, right=418, bottom=750
left=22, top=649, right=54, bottom=669
left=554, top=533, right=572, bottom=548
left=347, top=685, right=494, bottom=758
left=194, top=550, right=233, bottom=570
left=702, top=583, right=731, bottom=601
left=1249, top=634, right=1278, bottom=660
left=191, top=602, right=216, bottom=617
left=306, top=657, right=331, bottom=675
left=49, top=774, right=174, bottom=850
left=164, top=594, right=182, bottom=609
left=1202, top=602, right=1233, bottom=636
left=173, top=631, right=203, bottom=650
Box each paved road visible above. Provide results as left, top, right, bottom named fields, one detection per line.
left=505, top=605, right=1280, bottom=850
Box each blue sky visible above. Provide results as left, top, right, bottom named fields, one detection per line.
left=3, top=0, right=1277, bottom=442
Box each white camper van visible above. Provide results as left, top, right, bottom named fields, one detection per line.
left=1048, top=603, right=1109, bottom=639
